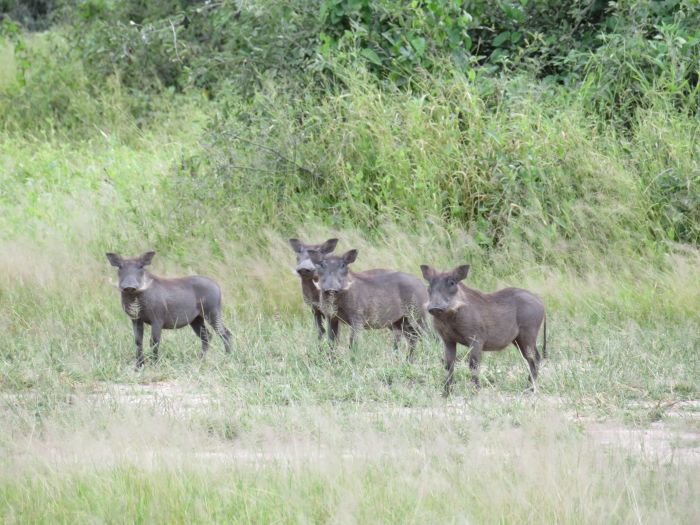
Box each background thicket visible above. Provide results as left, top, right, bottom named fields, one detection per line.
left=2, top=0, right=698, bottom=254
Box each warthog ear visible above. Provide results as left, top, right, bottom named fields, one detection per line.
left=288, top=238, right=304, bottom=253
left=342, top=249, right=358, bottom=264
left=106, top=252, right=123, bottom=268
left=320, top=238, right=338, bottom=254
left=140, top=251, right=156, bottom=266
left=452, top=264, right=470, bottom=282
left=420, top=264, right=435, bottom=281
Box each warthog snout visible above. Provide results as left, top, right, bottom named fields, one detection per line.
left=295, top=258, right=316, bottom=277
left=119, top=277, right=141, bottom=293
left=319, top=277, right=343, bottom=294
left=428, top=304, right=448, bottom=316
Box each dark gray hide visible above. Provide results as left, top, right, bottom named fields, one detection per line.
left=106, top=251, right=232, bottom=368
left=288, top=238, right=338, bottom=339
left=311, top=249, right=428, bottom=359
left=421, top=264, right=546, bottom=395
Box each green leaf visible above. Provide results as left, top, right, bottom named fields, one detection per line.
left=463, top=33, right=472, bottom=51
left=493, top=31, right=511, bottom=47
left=361, top=48, right=382, bottom=66
left=409, top=36, right=426, bottom=56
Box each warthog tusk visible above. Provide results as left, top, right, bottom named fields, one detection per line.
left=447, top=300, right=466, bottom=313
left=137, top=278, right=153, bottom=292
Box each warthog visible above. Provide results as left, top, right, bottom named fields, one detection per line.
left=106, top=251, right=232, bottom=368
left=420, top=264, right=546, bottom=395
left=310, top=249, right=428, bottom=358
left=288, top=238, right=338, bottom=339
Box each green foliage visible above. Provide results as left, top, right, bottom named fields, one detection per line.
left=182, top=69, right=679, bottom=260
left=0, top=1, right=698, bottom=250
left=319, top=0, right=476, bottom=80
left=579, top=0, right=700, bottom=122
left=0, top=29, right=106, bottom=135
left=71, top=0, right=324, bottom=96
left=631, top=107, right=700, bottom=244
left=317, top=0, right=609, bottom=82
left=0, top=0, right=61, bottom=30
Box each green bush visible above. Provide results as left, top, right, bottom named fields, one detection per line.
left=171, top=66, right=681, bottom=265
left=1, top=0, right=698, bottom=249
left=0, top=0, right=62, bottom=30
left=578, top=0, right=700, bottom=122
left=71, top=0, right=324, bottom=96
left=0, top=28, right=104, bottom=135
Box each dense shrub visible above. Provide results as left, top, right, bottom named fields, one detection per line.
left=578, top=1, right=700, bottom=122
left=1, top=0, right=698, bottom=249
left=172, top=69, right=666, bottom=261
left=70, top=0, right=324, bottom=96
left=4, top=1, right=696, bottom=121
left=0, top=0, right=61, bottom=30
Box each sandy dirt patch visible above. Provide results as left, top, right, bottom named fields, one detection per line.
left=87, top=381, right=700, bottom=465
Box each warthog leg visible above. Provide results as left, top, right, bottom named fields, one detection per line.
left=327, top=316, right=340, bottom=348
left=205, top=311, right=232, bottom=354
left=443, top=340, right=457, bottom=397
left=150, top=322, right=162, bottom=362
left=514, top=338, right=538, bottom=392
left=132, top=319, right=145, bottom=369
left=313, top=308, right=326, bottom=340
left=468, top=343, right=483, bottom=389
left=348, top=323, right=360, bottom=349
left=190, top=316, right=211, bottom=357
left=392, top=318, right=420, bottom=362
left=391, top=323, right=403, bottom=353
left=405, top=324, right=421, bottom=363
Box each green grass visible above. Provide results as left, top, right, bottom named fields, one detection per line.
left=2, top=384, right=699, bottom=524
left=1, top=233, right=698, bottom=521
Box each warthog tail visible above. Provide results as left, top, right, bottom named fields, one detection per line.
left=542, top=315, right=548, bottom=359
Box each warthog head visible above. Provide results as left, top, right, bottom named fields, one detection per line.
left=288, top=238, right=338, bottom=279
left=106, top=251, right=156, bottom=293
left=310, top=249, right=358, bottom=295
left=420, top=264, right=470, bottom=317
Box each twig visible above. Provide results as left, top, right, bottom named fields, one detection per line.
left=170, top=19, right=181, bottom=62
left=218, top=164, right=287, bottom=175
left=221, top=131, right=324, bottom=180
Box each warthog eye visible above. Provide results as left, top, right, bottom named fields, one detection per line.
left=447, top=279, right=456, bottom=287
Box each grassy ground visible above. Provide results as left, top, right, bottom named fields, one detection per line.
left=1, top=217, right=699, bottom=522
